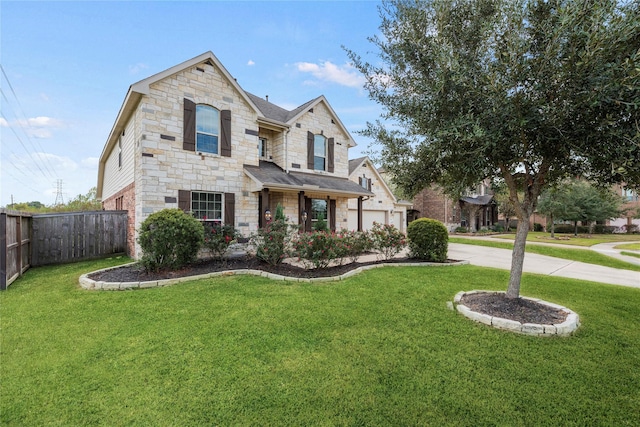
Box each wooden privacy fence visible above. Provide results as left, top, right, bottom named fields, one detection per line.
left=1, top=210, right=128, bottom=290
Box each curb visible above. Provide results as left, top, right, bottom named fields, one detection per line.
left=79, top=260, right=471, bottom=290
left=452, top=290, right=580, bottom=337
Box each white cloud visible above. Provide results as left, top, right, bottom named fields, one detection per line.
left=81, top=157, right=99, bottom=169
left=14, top=116, right=65, bottom=139
left=129, top=62, right=149, bottom=75
left=0, top=117, right=8, bottom=127
left=295, top=61, right=365, bottom=88
left=40, top=93, right=50, bottom=102
left=247, top=60, right=255, bottom=66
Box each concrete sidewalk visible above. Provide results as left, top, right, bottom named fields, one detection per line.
left=448, top=243, right=640, bottom=289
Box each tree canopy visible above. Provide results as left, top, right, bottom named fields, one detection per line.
left=347, top=0, right=640, bottom=297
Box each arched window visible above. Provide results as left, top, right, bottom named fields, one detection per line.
left=196, top=105, right=220, bottom=154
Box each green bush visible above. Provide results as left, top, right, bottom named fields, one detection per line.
left=454, top=226, right=468, bottom=233
left=291, top=231, right=337, bottom=269
left=253, top=204, right=290, bottom=266
left=202, top=222, right=239, bottom=260
left=313, top=212, right=328, bottom=232
left=341, top=230, right=373, bottom=264
left=137, top=208, right=204, bottom=271
left=492, top=224, right=505, bottom=232
left=533, top=223, right=544, bottom=232
left=370, top=222, right=407, bottom=261
left=407, top=218, right=448, bottom=262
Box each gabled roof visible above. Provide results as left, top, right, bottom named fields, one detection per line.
left=460, top=195, right=495, bottom=205
left=348, top=156, right=403, bottom=205
left=244, top=161, right=372, bottom=198
left=348, top=157, right=367, bottom=175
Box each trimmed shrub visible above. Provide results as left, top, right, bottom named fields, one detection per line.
left=341, top=229, right=373, bottom=264
left=492, top=224, right=505, bottom=232
left=370, top=222, right=407, bottom=260
left=407, top=218, right=448, bottom=262
left=202, top=222, right=239, bottom=260
left=137, top=208, right=204, bottom=271
left=454, top=226, right=468, bottom=233
left=291, top=231, right=337, bottom=269
left=533, top=223, right=544, bottom=232
left=593, top=225, right=617, bottom=234
left=313, top=212, right=329, bottom=232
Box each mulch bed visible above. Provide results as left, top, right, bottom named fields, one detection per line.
left=460, top=292, right=568, bottom=325
left=88, top=256, right=454, bottom=282
left=88, top=256, right=565, bottom=325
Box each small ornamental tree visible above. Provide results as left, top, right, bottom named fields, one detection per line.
left=137, top=208, right=204, bottom=271
left=407, top=218, right=448, bottom=262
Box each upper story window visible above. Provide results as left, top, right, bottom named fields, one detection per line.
left=259, top=137, right=267, bottom=158
left=191, top=191, right=223, bottom=222
left=196, top=105, right=220, bottom=154
left=314, top=134, right=326, bottom=170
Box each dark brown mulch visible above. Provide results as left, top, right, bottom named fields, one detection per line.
left=460, top=292, right=568, bottom=325
left=88, top=256, right=458, bottom=283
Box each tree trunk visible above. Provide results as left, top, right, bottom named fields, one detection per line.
left=506, top=215, right=530, bottom=299
left=550, top=213, right=555, bottom=238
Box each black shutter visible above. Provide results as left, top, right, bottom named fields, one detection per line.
left=220, top=110, right=232, bottom=157
left=307, top=131, right=314, bottom=169
left=329, top=199, right=336, bottom=231
left=178, top=190, right=191, bottom=212
left=183, top=99, right=196, bottom=151
left=327, top=137, right=334, bottom=172
left=367, top=178, right=372, bottom=191
left=224, top=192, right=235, bottom=226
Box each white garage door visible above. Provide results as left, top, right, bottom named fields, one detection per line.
left=347, top=209, right=387, bottom=231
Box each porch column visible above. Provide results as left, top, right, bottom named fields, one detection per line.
left=260, top=188, right=270, bottom=227
left=298, top=191, right=305, bottom=232
left=357, top=196, right=363, bottom=232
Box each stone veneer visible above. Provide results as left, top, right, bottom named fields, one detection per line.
left=453, top=290, right=580, bottom=337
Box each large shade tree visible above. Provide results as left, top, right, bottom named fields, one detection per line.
left=347, top=0, right=640, bottom=298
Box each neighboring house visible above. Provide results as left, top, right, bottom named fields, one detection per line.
left=606, top=184, right=639, bottom=232
left=97, top=51, right=373, bottom=258
left=346, top=157, right=412, bottom=232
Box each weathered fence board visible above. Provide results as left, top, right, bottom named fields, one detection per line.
left=0, top=211, right=32, bottom=290
left=1, top=210, right=128, bottom=289
left=31, top=211, right=127, bottom=266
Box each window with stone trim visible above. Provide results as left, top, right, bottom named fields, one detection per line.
left=191, top=191, right=223, bottom=222
left=196, top=105, right=220, bottom=154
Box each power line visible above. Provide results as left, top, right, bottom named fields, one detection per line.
left=0, top=64, right=59, bottom=180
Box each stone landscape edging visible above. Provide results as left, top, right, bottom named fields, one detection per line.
left=79, top=260, right=470, bottom=290
left=453, top=290, right=580, bottom=337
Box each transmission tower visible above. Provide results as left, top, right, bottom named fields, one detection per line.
left=54, top=179, right=64, bottom=205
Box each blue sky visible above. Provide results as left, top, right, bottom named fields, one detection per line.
left=0, top=0, right=384, bottom=206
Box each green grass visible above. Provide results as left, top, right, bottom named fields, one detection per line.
left=450, top=237, right=640, bottom=272
left=616, top=243, right=640, bottom=250
left=622, top=251, right=640, bottom=259
left=2, top=258, right=640, bottom=426
left=492, top=231, right=640, bottom=247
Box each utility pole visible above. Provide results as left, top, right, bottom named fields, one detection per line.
left=54, top=179, right=64, bottom=205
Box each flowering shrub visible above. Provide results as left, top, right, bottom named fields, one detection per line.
left=407, top=218, right=448, bottom=262
left=370, top=222, right=407, bottom=260
left=137, top=208, right=204, bottom=271
left=291, top=231, right=337, bottom=269
left=253, top=204, right=291, bottom=266
left=202, top=222, right=238, bottom=260
left=340, top=229, right=373, bottom=264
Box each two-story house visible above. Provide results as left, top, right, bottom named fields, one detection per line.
left=97, top=51, right=373, bottom=258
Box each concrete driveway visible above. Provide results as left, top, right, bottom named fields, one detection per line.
left=448, top=243, right=640, bottom=289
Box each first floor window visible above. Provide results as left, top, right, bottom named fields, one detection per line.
left=196, top=105, right=220, bottom=154
left=311, top=199, right=327, bottom=222
left=314, top=134, right=326, bottom=170
left=191, top=191, right=222, bottom=222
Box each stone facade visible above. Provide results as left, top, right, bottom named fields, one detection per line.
left=98, top=52, right=367, bottom=259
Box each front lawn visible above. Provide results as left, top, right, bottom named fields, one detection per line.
left=449, top=237, right=640, bottom=272
left=1, top=258, right=639, bottom=426
left=491, top=231, right=640, bottom=246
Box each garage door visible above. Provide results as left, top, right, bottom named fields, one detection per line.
left=347, top=209, right=387, bottom=231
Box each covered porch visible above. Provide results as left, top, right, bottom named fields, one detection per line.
left=244, top=161, right=373, bottom=231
